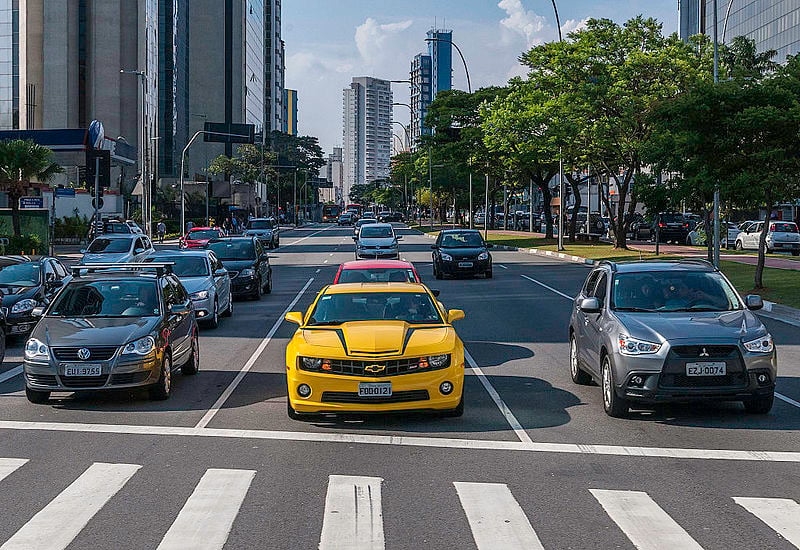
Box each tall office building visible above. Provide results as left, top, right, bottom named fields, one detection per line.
left=282, top=88, right=297, bottom=135
left=342, top=77, right=392, bottom=202
left=678, top=0, right=704, bottom=41
left=704, top=0, right=800, bottom=61
left=265, top=0, right=283, bottom=132
left=158, top=0, right=189, bottom=180
left=409, top=29, right=452, bottom=147
left=322, top=146, right=343, bottom=204
left=0, top=0, right=19, bottom=130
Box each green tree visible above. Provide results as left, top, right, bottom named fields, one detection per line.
left=0, top=139, right=63, bottom=236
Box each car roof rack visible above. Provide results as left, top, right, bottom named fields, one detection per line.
left=675, top=258, right=717, bottom=269
left=72, top=262, right=174, bottom=277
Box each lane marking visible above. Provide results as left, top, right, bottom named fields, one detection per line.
left=464, top=349, right=532, bottom=444
left=194, top=277, right=315, bottom=429
left=589, top=489, right=703, bottom=550
left=0, top=458, right=28, bottom=483
left=319, top=475, right=384, bottom=550
left=316, top=269, right=321, bottom=274
left=5, top=420, right=800, bottom=462
left=777, top=392, right=800, bottom=409
left=733, top=497, right=800, bottom=547
left=0, top=365, right=22, bottom=384
left=497, top=264, right=508, bottom=270
left=0, top=462, right=141, bottom=550
left=455, top=482, right=544, bottom=550
left=279, top=224, right=335, bottom=249
left=157, top=468, right=256, bottom=550
left=520, top=274, right=573, bottom=301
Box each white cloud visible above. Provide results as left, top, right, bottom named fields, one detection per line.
left=561, top=18, right=589, bottom=36
left=498, top=0, right=548, bottom=48
left=354, top=18, right=414, bottom=68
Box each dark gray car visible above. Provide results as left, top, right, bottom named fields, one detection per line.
left=569, top=260, right=776, bottom=417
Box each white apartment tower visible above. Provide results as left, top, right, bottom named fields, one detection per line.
left=342, top=76, right=392, bottom=203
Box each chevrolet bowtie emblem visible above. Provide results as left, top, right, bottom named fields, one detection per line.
left=699, top=348, right=710, bottom=357
left=364, top=364, right=386, bottom=373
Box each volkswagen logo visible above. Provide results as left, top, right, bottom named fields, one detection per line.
left=364, top=364, right=386, bottom=374
left=77, top=348, right=91, bottom=360
left=699, top=347, right=710, bottom=357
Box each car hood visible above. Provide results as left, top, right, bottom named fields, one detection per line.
left=440, top=246, right=487, bottom=258
left=358, top=237, right=397, bottom=247
left=615, top=309, right=765, bottom=343
left=218, top=259, right=257, bottom=271
left=244, top=229, right=273, bottom=236
left=31, top=316, right=161, bottom=347
left=0, top=285, right=40, bottom=305
left=80, top=252, right=131, bottom=264
left=177, top=276, right=212, bottom=294
left=299, top=321, right=454, bottom=357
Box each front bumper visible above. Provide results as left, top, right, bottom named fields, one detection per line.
left=231, top=276, right=258, bottom=296
left=191, top=296, right=214, bottom=320
left=356, top=249, right=399, bottom=259
left=24, top=349, right=162, bottom=391
left=5, top=311, right=38, bottom=336
left=439, top=258, right=491, bottom=275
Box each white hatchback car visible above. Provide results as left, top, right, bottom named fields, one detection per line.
left=735, top=220, right=800, bottom=255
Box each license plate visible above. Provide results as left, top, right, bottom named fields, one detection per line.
left=358, top=382, right=392, bottom=397
left=686, top=362, right=726, bottom=376
left=63, top=364, right=102, bottom=377
left=458, top=262, right=473, bottom=268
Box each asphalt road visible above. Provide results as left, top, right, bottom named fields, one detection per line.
left=0, top=224, right=799, bottom=549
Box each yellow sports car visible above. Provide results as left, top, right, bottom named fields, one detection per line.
left=284, top=282, right=466, bottom=418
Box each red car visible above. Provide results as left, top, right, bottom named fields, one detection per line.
left=333, top=259, right=422, bottom=284
left=179, top=227, right=224, bottom=249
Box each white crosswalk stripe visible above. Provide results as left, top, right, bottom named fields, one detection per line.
left=455, top=482, right=544, bottom=550
left=0, top=458, right=27, bottom=484
left=157, top=468, right=256, bottom=550
left=734, top=497, right=800, bottom=548
left=590, top=489, right=704, bottom=550
left=0, top=462, right=140, bottom=550
left=319, top=475, right=385, bottom=550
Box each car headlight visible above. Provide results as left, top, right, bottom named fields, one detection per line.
left=25, top=338, right=49, bottom=360
left=427, top=354, right=450, bottom=368
left=618, top=334, right=661, bottom=355
left=12, top=299, right=38, bottom=314
left=240, top=268, right=256, bottom=278
left=123, top=335, right=156, bottom=356
left=440, top=253, right=453, bottom=261
left=478, top=251, right=489, bottom=260
left=743, top=334, right=774, bottom=353
left=190, top=290, right=209, bottom=301
left=300, top=356, right=324, bottom=371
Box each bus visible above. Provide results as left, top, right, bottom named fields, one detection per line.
left=346, top=203, right=363, bottom=216
left=322, top=204, right=342, bottom=223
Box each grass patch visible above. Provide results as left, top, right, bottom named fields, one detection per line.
left=719, top=261, right=800, bottom=309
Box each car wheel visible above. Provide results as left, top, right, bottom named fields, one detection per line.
left=287, top=399, right=302, bottom=420
left=264, top=273, right=272, bottom=294
left=205, top=300, right=219, bottom=329
left=744, top=392, right=774, bottom=414
left=442, top=392, right=464, bottom=417
left=222, top=296, right=233, bottom=317
left=601, top=354, right=629, bottom=417
left=149, top=353, right=172, bottom=400
left=735, top=241, right=743, bottom=250
left=570, top=334, right=592, bottom=385
left=181, top=334, right=199, bottom=375
left=25, top=386, right=50, bottom=404
left=485, top=268, right=493, bottom=279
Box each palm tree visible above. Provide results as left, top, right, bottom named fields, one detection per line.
left=0, top=139, right=63, bottom=237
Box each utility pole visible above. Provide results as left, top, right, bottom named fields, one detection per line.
left=712, top=0, right=721, bottom=268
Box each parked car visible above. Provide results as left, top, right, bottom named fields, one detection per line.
left=735, top=220, right=800, bottom=255
left=242, top=218, right=280, bottom=249
left=577, top=212, right=606, bottom=237
left=179, top=227, right=225, bottom=249
left=79, top=234, right=155, bottom=264
left=0, top=255, right=71, bottom=339
left=432, top=229, right=493, bottom=279
left=23, top=262, right=199, bottom=403
left=686, top=222, right=741, bottom=247
left=142, top=250, right=232, bottom=328
left=353, top=223, right=402, bottom=260
left=569, top=259, right=776, bottom=417
left=653, top=212, right=691, bottom=243
left=338, top=213, right=354, bottom=226
left=205, top=237, right=272, bottom=299
left=333, top=259, right=422, bottom=284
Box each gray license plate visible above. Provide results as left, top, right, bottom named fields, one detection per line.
left=358, top=382, right=392, bottom=397
left=63, top=364, right=102, bottom=377
left=685, top=362, right=726, bottom=377
left=458, top=262, right=473, bottom=268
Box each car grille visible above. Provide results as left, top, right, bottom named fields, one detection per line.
left=60, top=375, right=109, bottom=388
left=320, top=358, right=434, bottom=378
left=659, top=345, right=747, bottom=388
left=52, top=346, right=118, bottom=361
left=26, top=373, right=57, bottom=386
left=110, top=372, right=151, bottom=385
left=321, top=390, right=430, bottom=404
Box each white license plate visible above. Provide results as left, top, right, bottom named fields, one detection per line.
left=458, top=262, right=473, bottom=268
left=63, top=364, right=102, bottom=377
left=358, top=382, right=392, bottom=397
left=686, top=362, right=726, bottom=377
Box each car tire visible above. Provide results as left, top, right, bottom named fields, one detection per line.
left=735, top=241, right=743, bottom=250
left=601, top=354, right=629, bottom=417
left=264, top=273, right=272, bottom=294
left=287, top=400, right=302, bottom=420
left=25, top=386, right=50, bottom=404
left=181, top=334, right=199, bottom=375
left=569, top=334, right=592, bottom=385
left=744, top=392, right=774, bottom=414
left=222, top=297, right=233, bottom=317
left=205, top=300, right=219, bottom=329
left=442, top=392, right=465, bottom=417
left=149, top=353, right=172, bottom=400
left=485, top=268, right=493, bottom=279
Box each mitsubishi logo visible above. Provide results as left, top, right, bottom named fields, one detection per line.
left=699, top=348, right=710, bottom=357
left=364, top=364, right=386, bottom=374
left=77, top=348, right=91, bottom=360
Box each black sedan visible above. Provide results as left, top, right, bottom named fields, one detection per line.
left=0, top=255, right=71, bottom=339
left=206, top=237, right=272, bottom=300
left=431, top=230, right=493, bottom=279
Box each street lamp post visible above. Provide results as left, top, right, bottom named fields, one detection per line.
left=191, top=113, right=210, bottom=225
left=712, top=0, right=721, bottom=267
left=120, top=69, right=149, bottom=235
left=424, top=37, right=472, bottom=93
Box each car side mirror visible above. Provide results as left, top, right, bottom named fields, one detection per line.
left=580, top=297, right=602, bottom=313
left=134, top=247, right=145, bottom=255
left=170, top=303, right=189, bottom=314
left=46, top=279, right=64, bottom=291
left=431, top=289, right=440, bottom=297
left=744, top=294, right=764, bottom=310
left=32, top=306, right=45, bottom=317
left=396, top=235, right=403, bottom=240
left=447, top=309, right=465, bottom=323
left=284, top=311, right=304, bottom=325
left=214, top=268, right=227, bottom=278
left=431, top=244, right=438, bottom=250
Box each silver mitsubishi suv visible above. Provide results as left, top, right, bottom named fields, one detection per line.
left=569, top=260, right=776, bottom=417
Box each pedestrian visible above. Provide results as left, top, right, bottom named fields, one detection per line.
left=186, top=220, right=194, bottom=234
left=156, top=220, right=166, bottom=243
left=231, top=217, right=239, bottom=234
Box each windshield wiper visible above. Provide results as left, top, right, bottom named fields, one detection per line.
left=615, top=307, right=657, bottom=312
left=308, top=320, right=345, bottom=326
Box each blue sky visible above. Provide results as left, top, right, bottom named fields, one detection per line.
left=282, top=1, right=678, bottom=154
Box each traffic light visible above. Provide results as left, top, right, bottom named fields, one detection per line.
left=85, top=149, right=111, bottom=188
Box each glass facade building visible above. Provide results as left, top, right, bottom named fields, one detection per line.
left=705, top=0, right=800, bottom=61
left=282, top=88, right=297, bottom=135
left=0, top=0, right=18, bottom=130
left=679, top=0, right=705, bottom=40
left=246, top=0, right=265, bottom=134
left=409, top=29, right=452, bottom=149
left=158, top=0, right=189, bottom=178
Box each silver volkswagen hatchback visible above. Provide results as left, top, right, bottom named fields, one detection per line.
left=569, top=260, right=776, bottom=417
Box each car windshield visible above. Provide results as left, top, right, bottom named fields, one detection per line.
left=248, top=220, right=274, bottom=229
left=87, top=238, right=132, bottom=253
left=660, top=214, right=684, bottom=223
left=147, top=256, right=209, bottom=277
left=612, top=271, right=742, bottom=312
left=441, top=233, right=485, bottom=248
left=207, top=240, right=256, bottom=260
left=360, top=226, right=393, bottom=239
left=0, top=262, right=40, bottom=286
left=338, top=268, right=416, bottom=283
left=188, top=229, right=220, bottom=240
left=770, top=222, right=798, bottom=233
left=308, top=291, right=441, bottom=324
left=49, top=280, right=161, bottom=317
